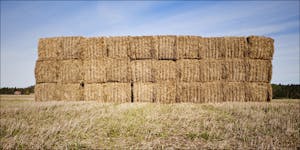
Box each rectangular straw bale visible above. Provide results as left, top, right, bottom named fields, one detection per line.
left=35, top=60, right=58, bottom=83
left=200, top=60, right=222, bottom=82
left=103, top=83, right=131, bottom=103
left=58, top=83, right=84, bottom=101
left=35, top=83, right=59, bottom=101
left=107, top=36, right=129, bottom=58
left=223, top=37, right=247, bottom=58
left=156, top=36, right=176, bottom=59
left=58, top=59, right=83, bottom=83
left=222, top=60, right=246, bottom=81
left=245, top=83, right=272, bottom=102
left=200, top=37, right=225, bottom=59
left=84, top=83, right=104, bottom=101
left=245, top=59, right=272, bottom=82
left=176, top=82, right=205, bottom=103
left=202, top=82, right=223, bottom=103
left=247, top=36, right=274, bottom=59
left=155, top=82, right=176, bottom=103
left=82, top=37, right=107, bottom=59
left=129, top=36, right=157, bottom=59
left=223, top=82, right=246, bottom=102
left=131, top=60, right=155, bottom=82
left=59, top=36, right=84, bottom=60
left=38, top=37, right=62, bottom=60
left=83, top=58, right=107, bottom=83
left=133, top=82, right=155, bottom=102
left=106, top=58, right=131, bottom=82
left=176, top=36, right=201, bottom=59
left=176, top=59, right=200, bottom=82
left=154, top=60, right=176, bottom=82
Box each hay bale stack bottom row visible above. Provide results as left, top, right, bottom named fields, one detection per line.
left=35, top=35, right=274, bottom=103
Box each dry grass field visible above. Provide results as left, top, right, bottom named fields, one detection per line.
left=0, top=95, right=299, bottom=149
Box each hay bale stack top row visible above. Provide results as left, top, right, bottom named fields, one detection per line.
left=35, top=35, right=274, bottom=103
left=38, top=36, right=274, bottom=60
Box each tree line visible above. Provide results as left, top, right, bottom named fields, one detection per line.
left=0, top=84, right=299, bottom=99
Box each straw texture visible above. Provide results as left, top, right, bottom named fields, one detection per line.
left=82, top=37, right=107, bottom=59
left=247, top=36, right=274, bottom=59
left=129, top=36, right=157, bottom=59
left=35, top=60, right=58, bottom=83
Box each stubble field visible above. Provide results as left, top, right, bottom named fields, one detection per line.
left=0, top=95, right=299, bottom=149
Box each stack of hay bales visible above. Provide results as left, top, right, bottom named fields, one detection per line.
left=35, top=35, right=274, bottom=103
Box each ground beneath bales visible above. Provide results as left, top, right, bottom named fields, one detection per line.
left=0, top=95, right=299, bottom=149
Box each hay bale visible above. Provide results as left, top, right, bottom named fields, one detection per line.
left=58, top=59, right=83, bottom=83
left=245, top=83, right=272, bottom=102
left=59, top=36, right=84, bottom=60
left=176, top=36, right=201, bottom=59
left=82, top=37, right=107, bottom=59
left=129, top=36, right=157, bottom=59
left=133, top=82, right=155, bottom=102
left=176, top=59, right=201, bottom=82
left=247, top=36, right=274, bottom=59
left=131, top=60, right=155, bottom=82
left=154, top=60, right=176, bottom=82
left=38, top=37, right=62, bottom=60
left=103, top=83, right=131, bottom=103
left=200, top=37, right=224, bottom=59
left=59, top=83, right=84, bottom=101
left=245, top=59, right=272, bottom=82
left=200, top=60, right=222, bottom=82
left=106, top=58, right=131, bottom=82
left=222, top=60, right=246, bottom=81
left=156, top=35, right=176, bottom=60
left=106, top=36, right=129, bottom=58
left=176, top=82, right=205, bottom=103
left=35, top=60, right=58, bottom=83
left=84, top=83, right=104, bottom=101
left=223, top=82, right=246, bottom=102
left=83, top=58, right=107, bottom=83
left=155, top=82, right=176, bottom=103
left=35, top=83, right=59, bottom=101
left=202, top=82, right=223, bottom=103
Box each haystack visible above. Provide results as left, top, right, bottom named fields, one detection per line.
left=58, top=59, right=83, bottom=83
left=59, top=36, right=84, bottom=60
left=247, top=36, right=274, bottom=59
left=106, top=58, right=131, bottom=82
left=58, top=83, right=84, bottom=101
left=176, top=82, right=205, bottom=103
left=154, top=82, right=176, bottom=103
left=103, top=83, right=131, bottom=103
left=106, top=36, right=130, bottom=58
left=35, top=60, right=58, bottom=83
left=38, top=37, right=62, bottom=60
left=84, top=83, right=104, bottom=101
left=176, top=59, right=201, bottom=82
left=200, top=37, right=225, bottom=59
left=131, top=60, right=155, bottom=82
left=35, top=83, right=59, bottom=101
left=222, top=59, right=246, bottom=81
left=223, top=82, right=246, bottom=102
left=245, top=83, right=272, bottom=102
left=133, top=82, right=155, bottom=102
left=129, top=36, right=157, bottom=59
left=83, top=58, right=107, bottom=83
left=82, top=37, right=107, bottom=59
left=154, top=60, right=176, bottom=82
left=245, top=59, right=272, bottom=82
left=202, top=82, right=223, bottom=103
left=176, top=36, right=201, bottom=59
left=199, top=60, right=222, bottom=82
left=156, top=36, right=176, bottom=60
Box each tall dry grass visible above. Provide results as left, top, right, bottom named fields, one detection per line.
left=0, top=95, right=299, bottom=149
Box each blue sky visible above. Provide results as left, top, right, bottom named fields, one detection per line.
left=1, top=1, right=299, bottom=87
